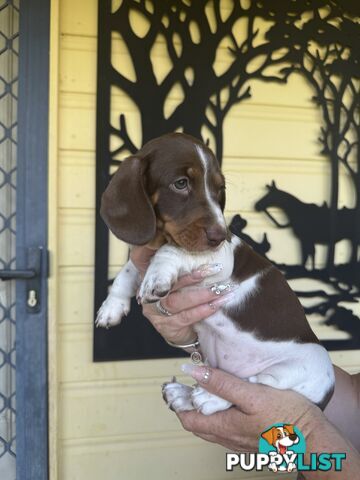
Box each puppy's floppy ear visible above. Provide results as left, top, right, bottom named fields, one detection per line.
left=100, top=155, right=156, bottom=245
left=261, top=427, right=276, bottom=446
left=284, top=424, right=295, bottom=435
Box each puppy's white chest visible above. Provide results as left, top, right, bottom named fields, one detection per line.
left=177, top=239, right=236, bottom=283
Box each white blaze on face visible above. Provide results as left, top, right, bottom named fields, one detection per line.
left=275, top=427, right=294, bottom=450
left=195, top=144, right=226, bottom=228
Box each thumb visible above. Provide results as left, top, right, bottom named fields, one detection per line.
left=181, top=364, right=264, bottom=413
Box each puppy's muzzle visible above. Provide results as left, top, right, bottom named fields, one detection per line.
left=205, top=225, right=227, bottom=248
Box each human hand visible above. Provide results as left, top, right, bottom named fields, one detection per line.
left=324, top=367, right=360, bottom=451
left=141, top=266, right=234, bottom=345
left=177, top=365, right=322, bottom=452
left=130, top=246, right=234, bottom=345
left=176, top=366, right=360, bottom=478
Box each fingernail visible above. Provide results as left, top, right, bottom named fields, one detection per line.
left=181, top=364, right=212, bottom=384
left=181, top=364, right=195, bottom=375
left=209, top=283, right=237, bottom=295
left=192, top=263, right=223, bottom=279
left=209, top=290, right=237, bottom=310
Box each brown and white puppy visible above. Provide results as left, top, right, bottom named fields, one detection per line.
left=96, top=132, right=334, bottom=415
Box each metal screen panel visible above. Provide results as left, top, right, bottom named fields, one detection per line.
left=0, top=0, right=18, bottom=477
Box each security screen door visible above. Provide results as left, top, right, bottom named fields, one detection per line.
left=0, top=1, right=49, bottom=479
left=0, top=2, right=18, bottom=476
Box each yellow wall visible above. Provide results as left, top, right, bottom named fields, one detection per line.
left=48, top=1, right=360, bottom=479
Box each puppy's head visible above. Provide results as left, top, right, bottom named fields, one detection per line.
left=261, top=425, right=299, bottom=453
left=100, top=133, right=227, bottom=252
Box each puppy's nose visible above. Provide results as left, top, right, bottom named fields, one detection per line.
left=205, top=225, right=227, bottom=247
left=289, top=434, right=297, bottom=441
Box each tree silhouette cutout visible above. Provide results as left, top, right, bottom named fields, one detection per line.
left=94, top=0, right=360, bottom=360
left=109, top=0, right=297, bottom=164
left=266, top=1, right=360, bottom=270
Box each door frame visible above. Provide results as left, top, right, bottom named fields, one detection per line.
left=16, top=0, right=50, bottom=478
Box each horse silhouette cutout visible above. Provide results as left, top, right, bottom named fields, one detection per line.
left=255, top=181, right=358, bottom=269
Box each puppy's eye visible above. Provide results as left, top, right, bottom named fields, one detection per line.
left=172, top=178, right=189, bottom=191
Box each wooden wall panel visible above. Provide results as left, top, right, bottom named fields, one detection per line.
left=50, top=1, right=360, bottom=479
left=59, top=435, right=297, bottom=480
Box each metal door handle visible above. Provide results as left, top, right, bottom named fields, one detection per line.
left=0, top=247, right=45, bottom=313
left=0, top=269, right=36, bottom=280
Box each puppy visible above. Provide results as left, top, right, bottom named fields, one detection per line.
left=96, top=132, right=335, bottom=415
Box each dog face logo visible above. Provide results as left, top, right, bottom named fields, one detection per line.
left=261, top=424, right=299, bottom=455
left=259, top=423, right=305, bottom=473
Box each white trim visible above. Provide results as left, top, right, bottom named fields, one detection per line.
left=48, top=0, right=60, bottom=477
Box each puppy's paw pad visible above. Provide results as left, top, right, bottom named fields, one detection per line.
left=95, top=296, right=130, bottom=328
left=162, top=381, right=194, bottom=412
left=138, top=274, right=174, bottom=304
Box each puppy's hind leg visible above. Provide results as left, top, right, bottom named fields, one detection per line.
left=248, top=363, right=304, bottom=390
left=162, top=379, right=195, bottom=412
left=191, top=386, right=232, bottom=415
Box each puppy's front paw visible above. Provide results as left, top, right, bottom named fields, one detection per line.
left=191, top=386, right=232, bottom=415
left=95, top=295, right=130, bottom=328
left=138, top=270, right=176, bottom=304
left=162, top=379, right=194, bottom=412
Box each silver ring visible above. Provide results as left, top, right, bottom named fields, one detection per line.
left=155, top=300, right=172, bottom=317
left=202, top=367, right=211, bottom=384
